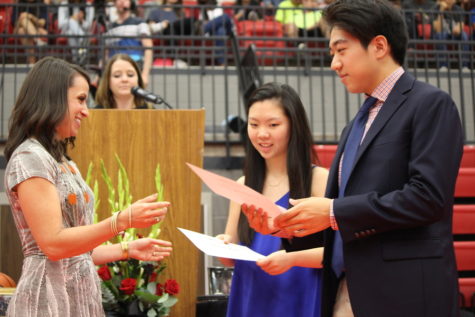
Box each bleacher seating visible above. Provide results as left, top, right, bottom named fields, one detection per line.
left=237, top=20, right=286, bottom=66
left=453, top=146, right=475, bottom=313
left=459, top=278, right=475, bottom=313
left=455, top=241, right=475, bottom=271
left=455, top=168, right=475, bottom=198
left=453, top=205, right=475, bottom=235
left=461, top=145, right=475, bottom=168
left=0, top=2, right=474, bottom=69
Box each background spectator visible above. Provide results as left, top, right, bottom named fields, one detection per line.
left=234, top=0, right=263, bottom=21
left=295, top=0, right=327, bottom=38
left=197, top=0, right=234, bottom=65
left=11, top=0, right=51, bottom=64
left=402, top=0, right=434, bottom=38
left=274, top=0, right=302, bottom=38
left=460, top=0, right=475, bottom=39
left=57, top=0, right=95, bottom=64
left=147, top=0, right=199, bottom=37
left=104, top=0, right=153, bottom=86
left=431, top=0, right=470, bottom=68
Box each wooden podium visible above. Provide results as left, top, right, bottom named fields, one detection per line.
left=69, top=109, right=205, bottom=317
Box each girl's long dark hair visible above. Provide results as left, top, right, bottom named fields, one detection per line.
left=238, top=82, right=316, bottom=246
left=4, top=57, right=90, bottom=162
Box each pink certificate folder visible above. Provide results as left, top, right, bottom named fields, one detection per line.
left=186, top=163, right=283, bottom=218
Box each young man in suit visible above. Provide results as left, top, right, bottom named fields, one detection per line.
left=246, top=0, right=464, bottom=316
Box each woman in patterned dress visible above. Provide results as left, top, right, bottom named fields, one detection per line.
left=3, top=57, right=172, bottom=317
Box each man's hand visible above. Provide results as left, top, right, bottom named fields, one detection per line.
left=274, top=197, right=332, bottom=237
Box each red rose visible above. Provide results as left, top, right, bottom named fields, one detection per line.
left=164, top=279, right=179, bottom=295
left=155, top=283, right=164, bottom=296
left=149, top=272, right=158, bottom=282
left=97, top=266, right=112, bottom=281
left=119, top=278, right=137, bottom=295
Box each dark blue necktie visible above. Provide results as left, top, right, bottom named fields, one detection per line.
left=331, top=96, right=378, bottom=277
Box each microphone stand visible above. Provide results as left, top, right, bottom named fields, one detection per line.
left=155, top=97, right=173, bottom=110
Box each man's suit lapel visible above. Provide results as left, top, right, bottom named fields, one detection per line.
left=327, top=72, right=415, bottom=196
left=326, top=126, right=349, bottom=198
left=353, top=73, right=415, bottom=172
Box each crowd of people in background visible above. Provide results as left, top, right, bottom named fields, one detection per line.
left=2, top=0, right=475, bottom=69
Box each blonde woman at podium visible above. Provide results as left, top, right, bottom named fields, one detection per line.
left=216, top=83, right=328, bottom=317
left=3, top=57, right=172, bottom=317
left=95, top=53, right=151, bottom=109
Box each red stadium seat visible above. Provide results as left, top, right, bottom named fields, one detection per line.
left=237, top=20, right=286, bottom=65
left=459, top=278, right=475, bottom=309
left=417, top=23, right=432, bottom=39
left=455, top=168, right=475, bottom=198
left=461, top=145, right=475, bottom=168
left=313, top=144, right=337, bottom=168
left=453, top=205, right=475, bottom=235
left=454, top=241, right=475, bottom=271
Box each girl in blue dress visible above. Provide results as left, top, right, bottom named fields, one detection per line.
left=217, top=82, right=329, bottom=317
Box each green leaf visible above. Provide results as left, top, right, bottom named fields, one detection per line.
left=159, top=306, right=171, bottom=315
left=149, top=163, right=165, bottom=239
left=85, top=162, right=94, bottom=186
left=161, top=296, right=178, bottom=308
left=147, top=282, right=157, bottom=294
left=93, top=180, right=100, bottom=212
left=116, top=154, right=132, bottom=208
left=135, top=290, right=161, bottom=304
left=100, top=159, right=117, bottom=213
left=147, top=309, right=158, bottom=317
left=118, top=168, right=125, bottom=210
left=157, top=293, right=169, bottom=304
left=101, top=282, right=117, bottom=303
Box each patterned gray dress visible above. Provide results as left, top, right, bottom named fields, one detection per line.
left=5, top=139, right=105, bottom=317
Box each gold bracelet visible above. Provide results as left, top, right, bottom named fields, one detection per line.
left=120, top=241, right=129, bottom=260
left=128, top=205, right=132, bottom=229
left=111, top=211, right=121, bottom=236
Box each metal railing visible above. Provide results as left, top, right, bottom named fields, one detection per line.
left=1, top=4, right=474, bottom=148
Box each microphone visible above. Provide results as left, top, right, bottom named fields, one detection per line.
left=131, top=87, right=172, bottom=109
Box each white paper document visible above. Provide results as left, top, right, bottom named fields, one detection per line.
left=178, top=227, right=265, bottom=262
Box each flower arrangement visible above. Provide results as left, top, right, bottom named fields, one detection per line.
left=87, top=155, right=179, bottom=317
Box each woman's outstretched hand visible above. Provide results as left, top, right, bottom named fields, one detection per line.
left=119, top=193, right=170, bottom=230
left=129, top=238, right=172, bottom=262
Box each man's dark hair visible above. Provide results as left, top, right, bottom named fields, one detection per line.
left=323, top=0, right=408, bottom=65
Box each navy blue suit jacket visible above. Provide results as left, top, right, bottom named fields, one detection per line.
left=286, top=73, right=463, bottom=317
left=317, top=72, right=463, bottom=317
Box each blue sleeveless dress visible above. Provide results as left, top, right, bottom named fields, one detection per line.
left=226, top=193, right=322, bottom=317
